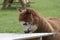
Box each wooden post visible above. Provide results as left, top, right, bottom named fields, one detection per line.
left=19, top=0, right=30, bottom=9
left=3, top=0, right=9, bottom=8
left=2, top=0, right=14, bottom=8
left=8, top=0, right=13, bottom=7
left=2, top=0, right=30, bottom=9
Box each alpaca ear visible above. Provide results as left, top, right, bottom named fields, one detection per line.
left=17, top=8, right=22, bottom=12
left=26, top=8, right=31, bottom=14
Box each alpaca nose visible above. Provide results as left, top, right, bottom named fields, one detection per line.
left=24, top=30, right=30, bottom=33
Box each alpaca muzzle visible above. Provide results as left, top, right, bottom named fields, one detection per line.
left=24, top=29, right=30, bottom=33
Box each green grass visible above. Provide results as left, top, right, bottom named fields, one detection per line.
left=0, top=0, right=60, bottom=33
left=31, top=0, right=60, bottom=17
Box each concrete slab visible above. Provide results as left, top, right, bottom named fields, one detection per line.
left=0, top=33, right=55, bottom=40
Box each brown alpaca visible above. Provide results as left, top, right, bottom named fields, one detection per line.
left=18, top=8, right=60, bottom=40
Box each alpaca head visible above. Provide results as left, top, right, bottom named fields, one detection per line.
left=18, top=8, right=38, bottom=33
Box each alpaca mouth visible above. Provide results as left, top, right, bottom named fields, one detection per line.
left=20, top=21, right=37, bottom=33
left=24, top=30, right=30, bottom=33
left=24, top=31, right=30, bottom=33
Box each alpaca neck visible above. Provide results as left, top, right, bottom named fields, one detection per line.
left=34, top=16, right=54, bottom=33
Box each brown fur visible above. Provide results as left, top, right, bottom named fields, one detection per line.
left=19, top=8, right=60, bottom=40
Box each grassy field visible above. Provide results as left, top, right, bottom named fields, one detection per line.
left=0, top=0, right=60, bottom=33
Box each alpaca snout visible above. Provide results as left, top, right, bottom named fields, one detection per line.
left=24, top=30, right=30, bottom=33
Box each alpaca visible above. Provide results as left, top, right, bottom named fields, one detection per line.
left=18, top=8, right=60, bottom=40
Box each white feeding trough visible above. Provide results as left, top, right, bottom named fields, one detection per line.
left=0, top=33, right=55, bottom=40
